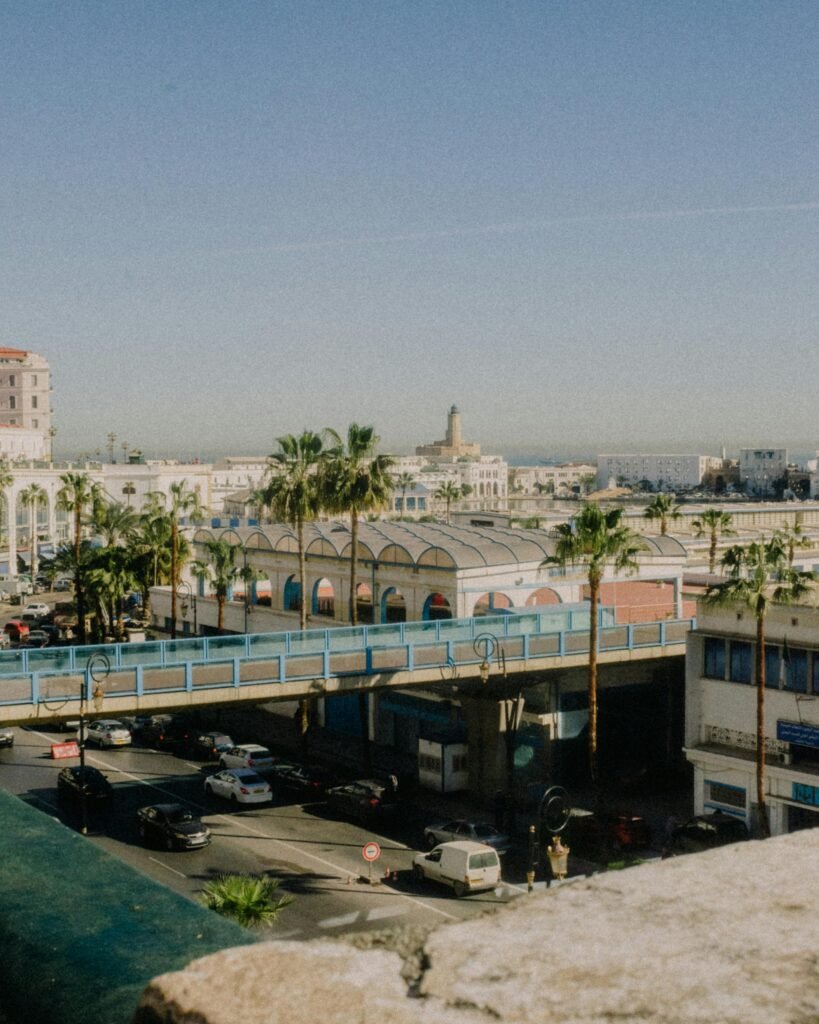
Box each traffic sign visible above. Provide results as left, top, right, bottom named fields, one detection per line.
left=362, top=841, right=381, bottom=862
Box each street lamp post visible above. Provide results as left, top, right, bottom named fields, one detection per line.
left=78, top=654, right=110, bottom=835
left=177, top=580, right=196, bottom=637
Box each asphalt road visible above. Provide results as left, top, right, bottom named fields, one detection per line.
left=0, top=724, right=525, bottom=942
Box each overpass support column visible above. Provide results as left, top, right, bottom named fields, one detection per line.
left=460, top=695, right=506, bottom=802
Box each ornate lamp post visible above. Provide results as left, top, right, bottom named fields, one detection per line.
left=78, top=654, right=110, bottom=835
left=177, top=580, right=196, bottom=636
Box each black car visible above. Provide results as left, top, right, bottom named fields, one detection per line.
left=325, top=778, right=399, bottom=822
left=135, top=803, right=211, bottom=850
left=670, top=811, right=750, bottom=854
left=57, top=765, right=113, bottom=804
left=268, top=760, right=337, bottom=798
left=185, top=730, right=234, bottom=761
left=141, top=714, right=193, bottom=752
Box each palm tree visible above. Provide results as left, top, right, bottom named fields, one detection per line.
left=322, top=424, right=395, bottom=626
left=191, top=538, right=251, bottom=633
left=394, top=471, right=415, bottom=520
left=542, top=503, right=645, bottom=786
left=434, top=481, right=462, bottom=525
left=57, top=472, right=103, bottom=644
left=643, top=493, right=682, bottom=536
left=202, top=874, right=293, bottom=928
left=705, top=540, right=814, bottom=837
left=91, top=499, right=139, bottom=548
left=261, top=431, right=335, bottom=631
left=149, top=482, right=203, bottom=639
left=86, top=545, right=138, bottom=640
left=18, top=483, right=48, bottom=582
left=692, top=508, right=736, bottom=573
left=126, top=507, right=173, bottom=620
left=775, top=516, right=810, bottom=567
left=0, top=461, right=13, bottom=548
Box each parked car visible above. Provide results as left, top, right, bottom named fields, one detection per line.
left=218, top=743, right=275, bottom=772
left=54, top=578, right=72, bottom=592
left=3, top=620, right=29, bottom=643
left=325, top=778, right=399, bottom=822
left=135, top=803, right=211, bottom=850
left=57, top=765, right=113, bottom=804
left=118, top=714, right=152, bottom=739
left=423, top=819, right=512, bottom=854
left=204, top=768, right=272, bottom=805
left=141, top=714, right=193, bottom=752
left=186, top=730, right=234, bottom=761
left=670, top=812, right=750, bottom=854
left=22, top=603, right=50, bottom=619
left=20, top=629, right=50, bottom=648
left=412, top=841, right=502, bottom=897
left=268, top=760, right=337, bottom=798
left=567, top=809, right=652, bottom=860
left=0, top=726, right=13, bottom=748
left=81, top=719, right=132, bottom=749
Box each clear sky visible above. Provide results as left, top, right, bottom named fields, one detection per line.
left=1, top=1, right=817, bottom=460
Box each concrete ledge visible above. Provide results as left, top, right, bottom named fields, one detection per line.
left=136, top=831, right=819, bottom=1024
left=0, top=791, right=254, bottom=1024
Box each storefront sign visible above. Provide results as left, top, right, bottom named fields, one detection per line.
left=777, top=721, right=819, bottom=749
left=792, top=782, right=819, bottom=808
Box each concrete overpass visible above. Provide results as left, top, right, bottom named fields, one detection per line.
left=0, top=608, right=694, bottom=727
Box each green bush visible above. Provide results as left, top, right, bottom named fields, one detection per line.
left=203, top=874, right=294, bottom=928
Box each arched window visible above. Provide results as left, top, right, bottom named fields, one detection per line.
left=312, top=577, right=335, bottom=618
left=356, top=582, right=373, bottom=624
left=525, top=588, right=562, bottom=607
left=423, top=592, right=452, bottom=621
left=284, top=575, right=302, bottom=613
left=381, top=587, right=406, bottom=623
left=473, top=592, right=513, bottom=617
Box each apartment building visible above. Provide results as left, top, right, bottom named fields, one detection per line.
left=597, top=453, right=722, bottom=492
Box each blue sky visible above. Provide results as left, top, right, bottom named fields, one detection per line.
left=1, top=1, right=817, bottom=459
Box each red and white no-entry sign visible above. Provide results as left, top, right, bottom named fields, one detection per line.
left=362, top=841, right=381, bottom=862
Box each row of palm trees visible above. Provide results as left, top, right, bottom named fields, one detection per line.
left=552, top=500, right=815, bottom=837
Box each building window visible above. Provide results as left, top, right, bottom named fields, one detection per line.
left=706, top=780, right=745, bottom=810
left=8, top=375, right=14, bottom=386
left=32, top=375, right=37, bottom=385
left=703, top=637, right=726, bottom=679
left=729, top=641, right=752, bottom=684
left=8, top=397, right=15, bottom=410
left=32, top=419, right=38, bottom=429
left=31, top=396, right=37, bottom=409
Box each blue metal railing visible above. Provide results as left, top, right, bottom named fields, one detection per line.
left=0, top=609, right=695, bottom=711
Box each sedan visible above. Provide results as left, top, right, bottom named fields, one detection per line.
left=57, top=765, right=113, bottom=804
left=671, top=812, right=750, bottom=854
left=325, top=779, right=399, bottom=822
left=81, top=720, right=132, bottom=748
left=423, top=819, right=512, bottom=853
left=0, top=726, right=13, bottom=748
left=218, top=744, right=275, bottom=772
left=187, top=731, right=234, bottom=761
left=268, top=761, right=336, bottom=798
left=135, top=803, right=211, bottom=850
left=22, top=602, right=50, bottom=618
left=204, top=768, right=272, bottom=805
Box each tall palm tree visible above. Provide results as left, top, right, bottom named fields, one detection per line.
left=434, top=481, right=462, bottom=525
left=692, top=508, right=736, bottom=573
left=394, top=471, right=415, bottom=520
left=91, top=499, right=139, bottom=548
left=191, top=538, right=250, bottom=633
left=705, top=540, right=814, bottom=837
left=149, top=482, right=203, bottom=639
left=261, top=431, right=335, bottom=631
left=86, top=545, right=138, bottom=641
left=127, top=506, right=173, bottom=620
left=643, top=493, right=682, bottom=535
left=322, top=424, right=395, bottom=626
left=260, top=431, right=335, bottom=758
left=57, top=472, right=103, bottom=644
left=18, top=483, right=48, bottom=582
left=775, top=516, right=810, bottom=567
left=0, top=461, right=13, bottom=548
left=542, top=504, right=645, bottom=787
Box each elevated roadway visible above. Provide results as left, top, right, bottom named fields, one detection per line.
left=0, top=610, right=694, bottom=727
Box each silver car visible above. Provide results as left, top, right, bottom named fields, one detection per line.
left=81, top=719, right=132, bottom=749
left=204, top=768, right=272, bottom=805
left=423, top=819, right=512, bottom=853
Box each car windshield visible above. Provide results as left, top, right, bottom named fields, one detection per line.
left=249, top=749, right=271, bottom=759
left=473, top=824, right=498, bottom=838
left=166, top=808, right=193, bottom=823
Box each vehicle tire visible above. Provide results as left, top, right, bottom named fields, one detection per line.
left=230, top=794, right=238, bottom=805
left=204, top=783, right=213, bottom=799
left=165, top=835, right=174, bottom=851
left=453, top=881, right=466, bottom=898
left=218, top=759, right=226, bottom=770
left=425, top=833, right=437, bottom=850
left=138, top=824, right=146, bottom=844
left=412, top=865, right=424, bottom=882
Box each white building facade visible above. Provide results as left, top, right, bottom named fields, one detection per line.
left=739, top=448, right=788, bottom=497
left=596, top=454, right=722, bottom=492
left=685, top=600, right=819, bottom=836
left=510, top=463, right=596, bottom=496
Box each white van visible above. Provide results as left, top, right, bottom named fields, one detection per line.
left=412, top=840, right=501, bottom=897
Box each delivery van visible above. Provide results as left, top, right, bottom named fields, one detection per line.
left=412, top=840, right=501, bottom=897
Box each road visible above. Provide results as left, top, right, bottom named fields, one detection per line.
left=0, top=724, right=525, bottom=942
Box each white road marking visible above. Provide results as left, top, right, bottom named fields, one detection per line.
left=319, top=910, right=358, bottom=929
left=148, top=856, right=188, bottom=879
left=24, top=729, right=461, bottom=921
left=368, top=903, right=408, bottom=921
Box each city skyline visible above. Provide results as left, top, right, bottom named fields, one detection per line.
left=2, top=2, right=817, bottom=456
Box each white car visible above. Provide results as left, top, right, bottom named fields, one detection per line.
left=204, top=768, right=272, bottom=805
left=22, top=603, right=50, bottom=618
left=81, top=719, right=132, bottom=748
left=218, top=744, right=275, bottom=771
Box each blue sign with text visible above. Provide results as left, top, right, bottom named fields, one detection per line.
left=776, top=721, right=819, bottom=749
left=792, top=782, right=819, bottom=807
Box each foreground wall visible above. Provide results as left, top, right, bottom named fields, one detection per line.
left=137, top=830, right=819, bottom=1024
